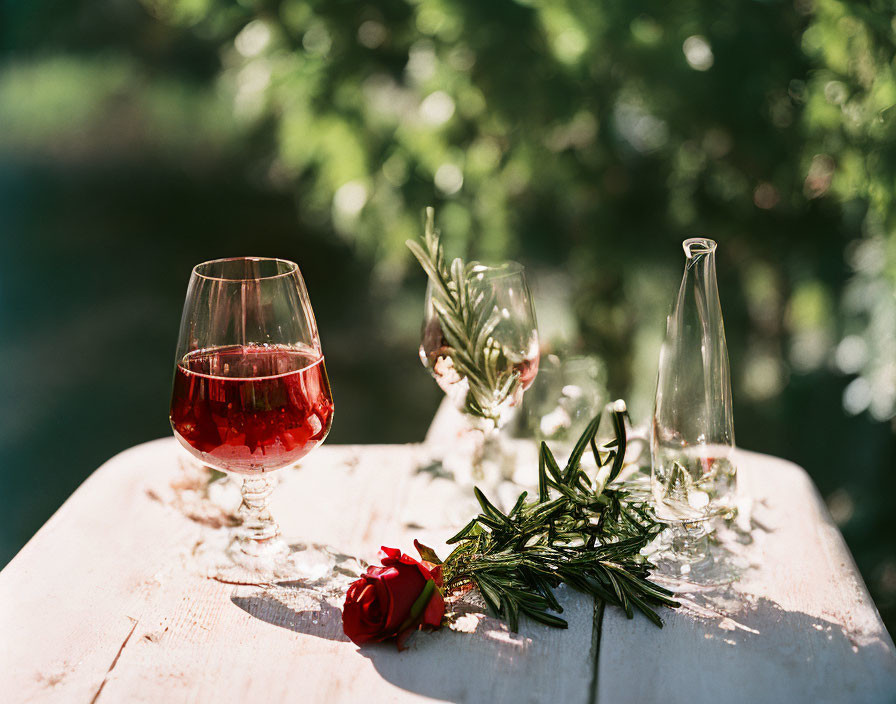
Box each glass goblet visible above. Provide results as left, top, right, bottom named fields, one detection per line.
left=169, top=257, right=334, bottom=584
left=526, top=354, right=606, bottom=449
left=419, top=262, right=539, bottom=481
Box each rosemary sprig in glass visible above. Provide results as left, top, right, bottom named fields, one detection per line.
left=406, top=208, right=520, bottom=425
left=425, top=403, right=679, bottom=630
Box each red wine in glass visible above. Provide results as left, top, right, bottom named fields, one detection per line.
left=170, top=344, right=333, bottom=474
left=513, top=355, right=540, bottom=390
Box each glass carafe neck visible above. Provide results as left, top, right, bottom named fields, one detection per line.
left=682, top=237, right=717, bottom=271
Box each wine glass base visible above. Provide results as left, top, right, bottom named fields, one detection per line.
left=433, top=426, right=519, bottom=489
left=194, top=537, right=367, bottom=589
left=208, top=538, right=293, bottom=585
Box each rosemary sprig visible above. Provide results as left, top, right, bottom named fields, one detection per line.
left=406, top=209, right=676, bottom=629
left=406, top=208, right=520, bottom=424
left=439, top=403, right=680, bottom=630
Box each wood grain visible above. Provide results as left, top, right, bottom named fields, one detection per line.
left=0, top=433, right=893, bottom=703
left=0, top=440, right=595, bottom=704
left=596, top=450, right=896, bottom=704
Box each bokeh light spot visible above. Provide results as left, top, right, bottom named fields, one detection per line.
left=235, top=21, right=271, bottom=58
left=434, top=163, right=463, bottom=195
left=333, top=180, right=368, bottom=217
left=419, top=91, right=455, bottom=126
left=357, top=20, right=388, bottom=49
left=753, top=182, right=780, bottom=209
left=683, top=35, right=714, bottom=71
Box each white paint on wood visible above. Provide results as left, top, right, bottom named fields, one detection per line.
left=0, top=441, right=595, bottom=704
left=0, top=434, right=893, bottom=703
left=596, top=450, right=896, bottom=704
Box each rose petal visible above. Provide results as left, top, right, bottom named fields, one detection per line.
left=365, top=565, right=389, bottom=579
left=380, top=565, right=426, bottom=633
left=344, top=578, right=382, bottom=645
left=358, top=583, right=382, bottom=624
left=379, top=546, right=402, bottom=564
left=427, top=563, right=443, bottom=588
left=370, top=570, right=393, bottom=633
left=421, top=590, right=445, bottom=629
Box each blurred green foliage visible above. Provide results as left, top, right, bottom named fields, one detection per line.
left=1, top=0, right=895, bottom=631
left=125, top=0, right=896, bottom=413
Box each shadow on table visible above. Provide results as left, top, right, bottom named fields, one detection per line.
left=598, top=587, right=896, bottom=704
left=362, top=593, right=896, bottom=704
left=229, top=543, right=369, bottom=643
left=356, top=609, right=540, bottom=704
left=230, top=581, right=351, bottom=642
left=229, top=558, right=896, bottom=704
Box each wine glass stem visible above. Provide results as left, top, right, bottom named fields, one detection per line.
left=472, top=427, right=504, bottom=481
left=236, top=476, right=281, bottom=552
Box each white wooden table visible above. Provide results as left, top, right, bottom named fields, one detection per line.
left=2, top=413, right=895, bottom=703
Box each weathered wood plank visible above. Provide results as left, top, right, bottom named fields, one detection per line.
left=0, top=441, right=202, bottom=703
left=596, top=450, right=896, bottom=704
left=0, top=439, right=595, bottom=704
left=2, top=431, right=893, bottom=704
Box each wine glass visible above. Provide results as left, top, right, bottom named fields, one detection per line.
left=525, top=354, right=605, bottom=449
left=419, top=262, right=539, bottom=481
left=169, top=257, right=334, bottom=584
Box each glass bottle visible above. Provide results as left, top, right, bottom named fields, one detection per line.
left=651, top=238, right=737, bottom=525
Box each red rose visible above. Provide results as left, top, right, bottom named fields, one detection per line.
left=342, top=543, right=445, bottom=649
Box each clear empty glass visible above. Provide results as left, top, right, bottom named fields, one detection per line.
left=650, top=238, right=737, bottom=579
left=419, top=262, right=539, bottom=480
left=525, top=354, right=605, bottom=448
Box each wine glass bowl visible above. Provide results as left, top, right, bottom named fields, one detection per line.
left=419, top=261, right=539, bottom=429
left=651, top=238, right=736, bottom=524
left=169, top=256, right=333, bottom=584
